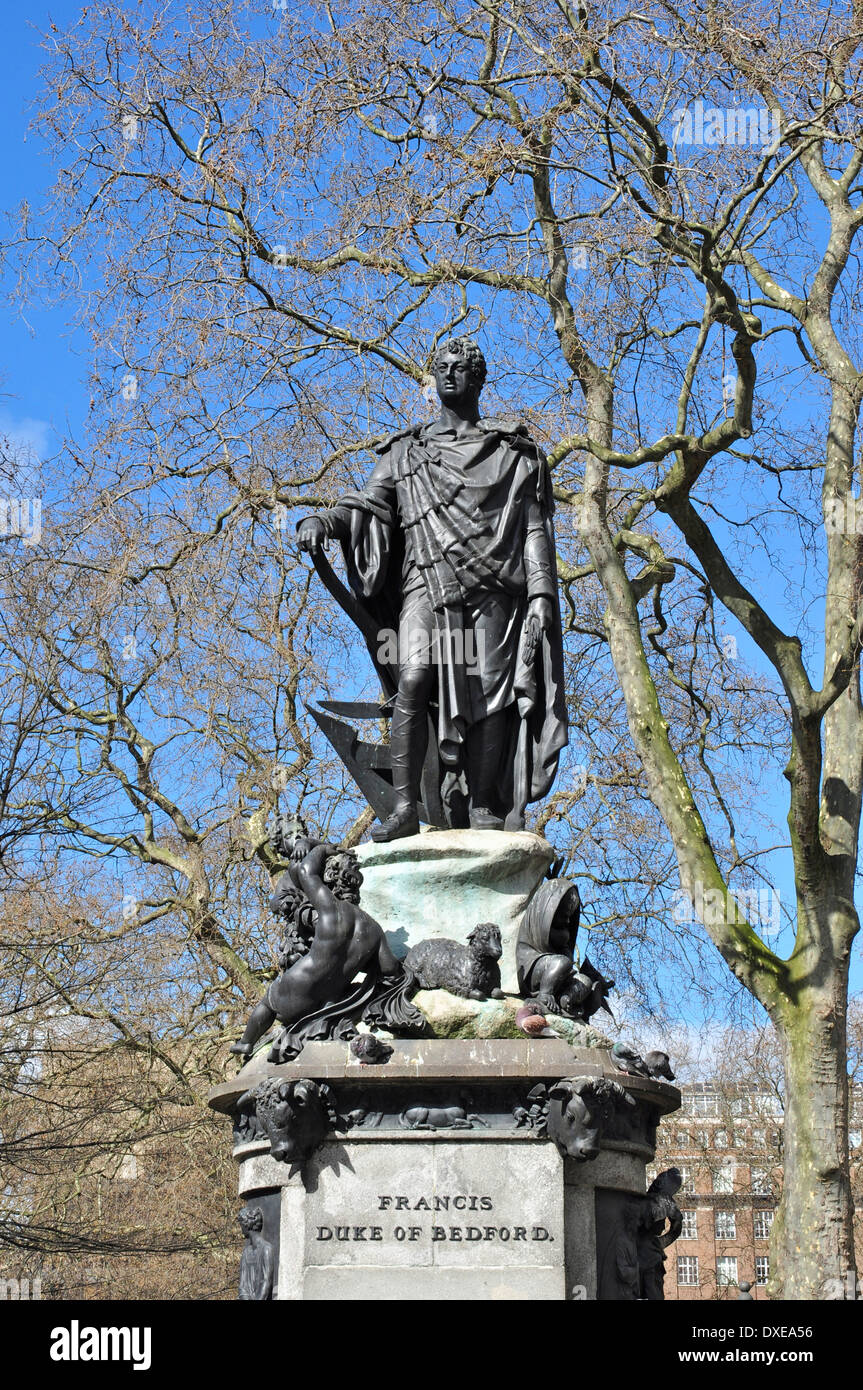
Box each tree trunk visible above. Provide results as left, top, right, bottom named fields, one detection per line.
left=771, top=970, right=856, bottom=1298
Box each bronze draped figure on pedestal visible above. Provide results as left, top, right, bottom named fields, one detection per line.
left=218, top=338, right=683, bottom=1306
left=298, top=336, right=568, bottom=840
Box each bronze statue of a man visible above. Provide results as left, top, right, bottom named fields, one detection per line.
left=299, top=337, right=567, bottom=840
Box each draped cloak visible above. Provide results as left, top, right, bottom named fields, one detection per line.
left=311, top=417, right=568, bottom=830
left=516, top=878, right=581, bottom=997
left=238, top=1237, right=274, bottom=1301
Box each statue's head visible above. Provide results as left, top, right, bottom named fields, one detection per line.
left=238, top=1205, right=263, bottom=1236
left=649, top=1167, right=683, bottom=1197
left=549, top=884, right=581, bottom=950
left=268, top=811, right=308, bottom=859
left=432, top=336, right=487, bottom=408
left=468, top=922, right=503, bottom=960
left=323, top=849, right=363, bottom=904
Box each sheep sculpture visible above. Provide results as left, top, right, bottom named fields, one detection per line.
left=404, top=922, right=505, bottom=1001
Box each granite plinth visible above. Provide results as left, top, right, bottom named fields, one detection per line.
left=215, top=1040, right=681, bottom=1301
left=273, top=1138, right=565, bottom=1301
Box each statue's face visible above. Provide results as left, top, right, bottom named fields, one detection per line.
left=434, top=349, right=479, bottom=407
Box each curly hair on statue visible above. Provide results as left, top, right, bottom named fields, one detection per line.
left=432, top=335, right=487, bottom=387
left=322, top=850, right=361, bottom=899
left=237, top=1206, right=263, bottom=1235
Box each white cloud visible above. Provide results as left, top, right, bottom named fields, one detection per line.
left=0, top=411, right=53, bottom=493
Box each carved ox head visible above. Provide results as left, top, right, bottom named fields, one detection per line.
left=238, top=1078, right=339, bottom=1169
left=546, top=1077, right=636, bottom=1162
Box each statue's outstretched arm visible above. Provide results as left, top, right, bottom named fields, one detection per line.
left=297, top=453, right=397, bottom=551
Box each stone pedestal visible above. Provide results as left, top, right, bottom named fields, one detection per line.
left=354, top=829, right=553, bottom=992
left=210, top=1039, right=680, bottom=1301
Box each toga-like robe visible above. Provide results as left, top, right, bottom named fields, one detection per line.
left=308, top=416, right=568, bottom=829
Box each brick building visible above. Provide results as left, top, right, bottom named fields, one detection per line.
left=652, top=1081, right=863, bottom=1300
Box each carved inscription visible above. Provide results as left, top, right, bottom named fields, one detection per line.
left=315, top=1193, right=553, bottom=1244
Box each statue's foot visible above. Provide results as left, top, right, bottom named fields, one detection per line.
left=371, top=808, right=420, bottom=842
left=469, top=806, right=504, bottom=830
left=230, top=1042, right=253, bottom=1057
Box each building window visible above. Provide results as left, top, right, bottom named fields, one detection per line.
left=693, top=1092, right=719, bottom=1117
left=681, top=1210, right=697, bottom=1240
left=850, top=1130, right=862, bottom=1149
left=678, top=1165, right=695, bottom=1195
left=753, top=1209, right=773, bottom=1240
left=730, top=1095, right=750, bottom=1117
left=753, top=1094, right=783, bottom=1117
left=751, top=1167, right=771, bottom=1195
left=751, top=1128, right=766, bottom=1148
left=714, top=1130, right=729, bottom=1149
left=715, top=1210, right=736, bottom=1240
left=717, top=1255, right=738, bottom=1286
left=677, top=1256, right=699, bottom=1286
left=755, top=1256, right=770, bottom=1286
left=713, top=1165, right=735, bottom=1195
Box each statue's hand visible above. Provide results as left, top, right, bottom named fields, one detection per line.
left=522, top=615, right=540, bottom=665
left=522, top=598, right=552, bottom=664
left=297, top=517, right=327, bottom=554
left=527, top=596, right=553, bottom=631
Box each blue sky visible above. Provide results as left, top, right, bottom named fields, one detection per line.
left=1, top=7, right=91, bottom=450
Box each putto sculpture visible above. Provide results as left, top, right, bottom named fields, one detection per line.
left=298, top=336, right=568, bottom=840
left=231, top=836, right=423, bottom=1062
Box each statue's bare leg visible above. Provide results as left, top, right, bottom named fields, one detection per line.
left=231, top=999, right=277, bottom=1057
left=531, top=955, right=575, bottom=1012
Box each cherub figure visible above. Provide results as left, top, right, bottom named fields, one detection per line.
left=231, top=840, right=421, bottom=1062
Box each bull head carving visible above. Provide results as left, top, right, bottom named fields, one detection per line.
left=546, top=1077, right=636, bottom=1162
left=237, top=1077, right=341, bottom=1170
